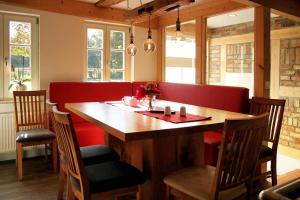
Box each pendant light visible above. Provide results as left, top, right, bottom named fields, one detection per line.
left=126, top=0, right=137, bottom=56
left=126, top=25, right=137, bottom=56
left=175, top=6, right=183, bottom=41
left=143, top=14, right=156, bottom=53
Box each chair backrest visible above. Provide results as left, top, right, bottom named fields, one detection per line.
left=212, top=114, right=269, bottom=199
left=46, top=101, right=65, bottom=156
left=52, top=106, right=89, bottom=199
left=13, top=90, right=47, bottom=131
left=249, top=97, right=285, bottom=148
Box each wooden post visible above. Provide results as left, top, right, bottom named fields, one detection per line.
left=156, top=27, right=164, bottom=81
left=254, top=6, right=270, bottom=97
left=196, top=16, right=207, bottom=84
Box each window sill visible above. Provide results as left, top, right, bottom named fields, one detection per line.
left=0, top=98, right=13, bottom=104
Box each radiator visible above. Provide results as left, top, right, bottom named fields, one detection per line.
left=0, top=112, right=16, bottom=153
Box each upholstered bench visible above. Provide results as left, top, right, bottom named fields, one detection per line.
left=158, top=82, right=249, bottom=165
left=49, top=82, right=133, bottom=146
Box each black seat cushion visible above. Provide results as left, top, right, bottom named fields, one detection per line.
left=259, top=145, right=273, bottom=158
left=80, top=145, right=120, bottom=165
left=16, top=128, right=55, bottom=142
left=70, top=161, right=147, bottom=194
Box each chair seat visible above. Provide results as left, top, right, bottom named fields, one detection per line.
left=164, top=165, right=246, bottom=200
left=70, top=161, right=146, bottom=193
left=16, top=128, right=55, bottom=143
left=80, top=145, right=120, bottom=165
left=60, top=145, right=120, bottom=166
left=259, top=145, right=273, bottom=158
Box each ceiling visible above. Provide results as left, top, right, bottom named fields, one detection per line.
left=77, top=0, right=153, bottom=9
left=207, top=8, right=277, bottom=28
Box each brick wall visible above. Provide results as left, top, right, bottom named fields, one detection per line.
left=279, top=38, right=300, bottom=150
left=226, top=42, right=253, bottom=73
left=207, top=16, right=300, bottom=150
left=207, top=45, right=221, bottom=83
left=280, top=38, right=300, bottom=87
left=280, top=97, right=300, bottom=148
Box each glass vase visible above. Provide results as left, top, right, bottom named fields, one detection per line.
left=146, top=95, right=156, bottom=110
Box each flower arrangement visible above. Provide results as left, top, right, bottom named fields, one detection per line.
left=135, top=82, right=160, bottom=100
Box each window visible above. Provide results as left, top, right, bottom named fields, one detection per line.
left=0, top=13, right=39, bottom=98
left=85, top=24, right=129, bottom=81
left=164, top=21, right=196, bottom=84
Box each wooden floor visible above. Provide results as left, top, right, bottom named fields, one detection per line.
left=0, top=157, right=59, bottom=200
left=0, top=157, right=299, bottom=200
left=0, top=157, right=136, bottom=200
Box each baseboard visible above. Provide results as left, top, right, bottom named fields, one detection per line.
left=0, top=147, right=48, bottom=162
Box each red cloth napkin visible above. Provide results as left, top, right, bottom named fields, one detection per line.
left=136, top=111, right=211, bottom=123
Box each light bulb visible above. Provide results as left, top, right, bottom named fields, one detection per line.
left=143, top=38, right=156, bottom=53
left=126, top=43, right=137, bottom=56
left=175, top=30, right=183, bottom=41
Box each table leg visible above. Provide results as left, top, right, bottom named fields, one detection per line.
left=141, top=132, right=204, bottom=200
left=105, top=131, right=204, bottom=200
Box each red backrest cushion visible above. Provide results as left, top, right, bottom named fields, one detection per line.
left=159, top=82, right=249, bottom=113
left=49, top=82, right=133, bottom=123
left=132, top=81, right=147, bottom=97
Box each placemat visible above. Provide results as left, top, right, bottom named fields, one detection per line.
left=136, top=110, right=212, bottom=123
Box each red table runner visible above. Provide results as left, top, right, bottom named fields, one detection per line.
left=136, top=111, right=211, bottom=123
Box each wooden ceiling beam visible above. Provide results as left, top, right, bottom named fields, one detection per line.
left=158, top=0, right=248, bottom=27
left=125, top=0, right=195, bottom=24
left=233, top=0, right=300, bottom=21
left=95, top=0, right=125, bottom=7
left=0, top=0, right=127, bottom=23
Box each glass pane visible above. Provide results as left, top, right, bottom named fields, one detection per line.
left=9, top=21, right=31, bottom=45
left=87, top=50, right=102, bottom=80
left=110, top=31, right=125, bottom=50
left=87, top=28, right=103, bottom=49
left=110, top=51, right=124, bottom=69
left=165, top=20, right=196, bottom=84
left=10, top=46, right=31, bottom=84
left=110, top=70, right=123, bottom=80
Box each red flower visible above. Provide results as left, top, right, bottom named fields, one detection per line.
left=135, top=85, right=146, bottom=100
left=135, top=82, right=160, bottom=100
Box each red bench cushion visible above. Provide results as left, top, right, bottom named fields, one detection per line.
left=74, top=122, right=105, bottom=147
left=159, top=82, right=249, bottom=113
left=49, top=82, right=133, bottom=123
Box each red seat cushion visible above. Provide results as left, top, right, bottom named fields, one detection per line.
left=204, top=131, right=222, bottom=166
left=204, top=131, right=222, bottom=145
left=74, top=122, right=105, bottom=147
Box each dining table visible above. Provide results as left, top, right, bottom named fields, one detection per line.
left=65, top=100, right=251, bottom=200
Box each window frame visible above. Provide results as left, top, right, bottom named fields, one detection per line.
left=84, top=23, right=130, bottom=82
left=1, top=13, right=39, bottom=99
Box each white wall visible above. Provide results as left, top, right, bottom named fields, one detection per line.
left=0, top=3, right=158, bottom=92
left=133, top=26, right=157, bottom=81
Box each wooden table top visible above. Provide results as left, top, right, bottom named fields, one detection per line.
left=65, top=100, right=251, bottom=141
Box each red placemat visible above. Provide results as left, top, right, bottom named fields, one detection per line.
left=136, top=111, right=212, bottom=123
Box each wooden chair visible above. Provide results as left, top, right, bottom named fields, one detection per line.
left=47, top=101, right=120, bottom=200
left=164, top=114, right=269, bottom=200
left=13, top=90, right=58, bottom=181
left=52, top=106, right=146, bottom=200
left=249, top=97, right=286, bottom=186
